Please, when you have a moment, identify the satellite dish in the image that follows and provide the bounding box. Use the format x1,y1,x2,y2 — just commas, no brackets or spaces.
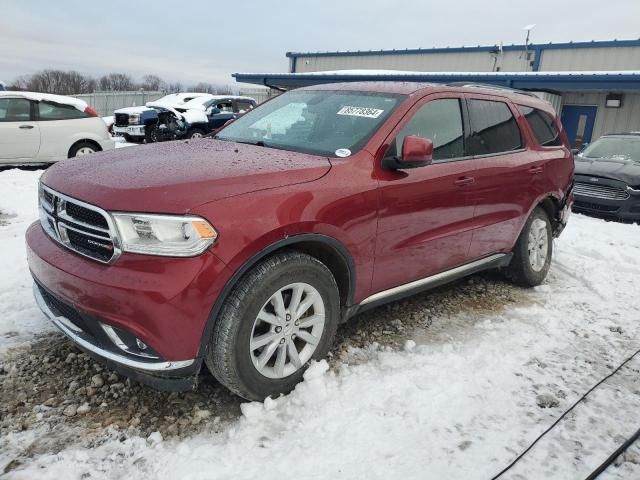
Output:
523,24,537,31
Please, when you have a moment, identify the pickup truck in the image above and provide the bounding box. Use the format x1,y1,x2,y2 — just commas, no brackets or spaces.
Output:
112,93,256,143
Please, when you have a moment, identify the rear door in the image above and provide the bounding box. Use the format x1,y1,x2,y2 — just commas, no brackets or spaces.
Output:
0,97,40,162
372,94,476,293
36,100,94,161
464,95,545,259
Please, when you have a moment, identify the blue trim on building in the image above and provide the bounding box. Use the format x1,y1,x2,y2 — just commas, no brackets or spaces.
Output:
233,72,640,91
285,39,640,59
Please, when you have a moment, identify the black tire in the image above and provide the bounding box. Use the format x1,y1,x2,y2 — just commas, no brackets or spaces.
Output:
206,251,340,401
505,207,553,287
187,128,205,139
68,141,99,158
145,126,158,143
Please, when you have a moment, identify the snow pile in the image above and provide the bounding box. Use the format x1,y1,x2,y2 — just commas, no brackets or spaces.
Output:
0,169,52,355
1,169,640,479
0,91,88,112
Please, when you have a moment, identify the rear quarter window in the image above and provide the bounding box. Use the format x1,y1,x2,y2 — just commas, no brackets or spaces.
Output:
38,101,89,121
518,105,562,147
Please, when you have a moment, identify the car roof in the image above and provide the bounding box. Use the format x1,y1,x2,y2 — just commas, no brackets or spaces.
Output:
296,81,554,113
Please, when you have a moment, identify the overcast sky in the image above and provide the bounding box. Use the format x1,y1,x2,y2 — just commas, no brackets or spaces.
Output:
2,0,639,87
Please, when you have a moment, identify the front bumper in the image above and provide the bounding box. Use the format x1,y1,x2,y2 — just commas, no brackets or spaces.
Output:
573,177,640,221
26,221,232,388
113,125,145,137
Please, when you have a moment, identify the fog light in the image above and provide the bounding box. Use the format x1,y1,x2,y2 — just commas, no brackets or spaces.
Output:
136,338,148,350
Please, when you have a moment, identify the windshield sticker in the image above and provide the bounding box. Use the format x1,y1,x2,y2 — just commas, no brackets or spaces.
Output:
337,106,384,119
335,148,352,158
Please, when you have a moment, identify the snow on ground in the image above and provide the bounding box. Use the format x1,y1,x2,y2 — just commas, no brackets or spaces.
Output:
1,169,640,479
0,169,52,356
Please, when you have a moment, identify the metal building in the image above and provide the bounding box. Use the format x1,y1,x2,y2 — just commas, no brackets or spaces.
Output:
234,39,640,148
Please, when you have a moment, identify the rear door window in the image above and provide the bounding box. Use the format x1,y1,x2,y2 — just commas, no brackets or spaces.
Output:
518,105,562,147
467,99,522,155
38,101,89,121
0,98,33,122
387,98,465,161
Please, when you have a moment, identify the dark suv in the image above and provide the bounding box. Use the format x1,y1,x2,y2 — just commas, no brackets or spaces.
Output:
27,82,574,400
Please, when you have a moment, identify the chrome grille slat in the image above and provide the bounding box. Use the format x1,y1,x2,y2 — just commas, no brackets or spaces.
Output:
38,184,121,264
574,182,630,200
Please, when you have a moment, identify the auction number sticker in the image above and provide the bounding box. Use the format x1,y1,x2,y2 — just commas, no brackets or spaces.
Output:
337,106,384,119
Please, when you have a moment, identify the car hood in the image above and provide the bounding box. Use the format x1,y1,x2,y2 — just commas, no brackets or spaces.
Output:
574,155,640,186
42,139,331,213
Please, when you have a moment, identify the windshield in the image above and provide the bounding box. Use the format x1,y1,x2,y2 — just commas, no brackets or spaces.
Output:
580,136,640,162
216,90,404,157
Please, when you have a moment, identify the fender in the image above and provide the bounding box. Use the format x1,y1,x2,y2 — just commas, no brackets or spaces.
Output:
194,233,357,362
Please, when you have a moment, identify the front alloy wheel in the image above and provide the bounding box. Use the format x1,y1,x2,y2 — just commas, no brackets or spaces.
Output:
206,251,339,401
250,282,325,379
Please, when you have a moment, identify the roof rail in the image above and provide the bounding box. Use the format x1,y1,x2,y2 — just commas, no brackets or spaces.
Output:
446,82,538,98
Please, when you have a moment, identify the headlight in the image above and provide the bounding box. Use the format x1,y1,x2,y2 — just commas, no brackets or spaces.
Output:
128,114,141,125
112,213,217,257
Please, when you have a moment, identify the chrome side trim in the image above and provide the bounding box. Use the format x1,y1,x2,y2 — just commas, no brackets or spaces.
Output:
359,254,508,306
33,284,194,372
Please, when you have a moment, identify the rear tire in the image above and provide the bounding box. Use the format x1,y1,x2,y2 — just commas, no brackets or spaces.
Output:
206,251,340,401
69,141,98,158
187,128,205,139
505,207,552,287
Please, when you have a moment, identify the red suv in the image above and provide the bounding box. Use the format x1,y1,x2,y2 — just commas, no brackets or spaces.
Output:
27,82,573,400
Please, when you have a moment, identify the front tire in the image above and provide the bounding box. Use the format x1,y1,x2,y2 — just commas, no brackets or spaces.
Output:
505,207,552,287
206,251,340,401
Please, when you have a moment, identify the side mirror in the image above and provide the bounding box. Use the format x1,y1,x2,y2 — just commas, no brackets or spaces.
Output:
208,107,220,115
383,135,433,170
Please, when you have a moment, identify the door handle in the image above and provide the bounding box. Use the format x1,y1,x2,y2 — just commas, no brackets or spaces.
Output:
529,165,543,174
454,176,475,186
19,125,34,129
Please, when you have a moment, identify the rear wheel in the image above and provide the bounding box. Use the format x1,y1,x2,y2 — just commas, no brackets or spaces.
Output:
206,251,340,401
187,128,205,139
69,142,98,158
505,207,552,286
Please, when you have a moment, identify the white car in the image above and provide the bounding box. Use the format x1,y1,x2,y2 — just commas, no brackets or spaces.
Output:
0,91,115,166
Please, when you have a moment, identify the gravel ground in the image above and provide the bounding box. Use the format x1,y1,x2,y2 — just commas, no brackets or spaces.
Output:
0,271,520,472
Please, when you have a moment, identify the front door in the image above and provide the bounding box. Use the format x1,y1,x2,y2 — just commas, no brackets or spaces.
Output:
561,105,597,149
0,97,40,162
372,95,476,293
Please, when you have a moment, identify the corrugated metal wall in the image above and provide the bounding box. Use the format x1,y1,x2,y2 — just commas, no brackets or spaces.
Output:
292,45,640,74
71,91,164,117
540,47,640,71
562,92,640,139
294,50,531,73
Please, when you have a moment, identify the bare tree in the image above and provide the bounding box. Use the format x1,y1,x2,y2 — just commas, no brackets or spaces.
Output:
166,82,183,93
9,70,95,94
141,74,165,91
98,73,134,91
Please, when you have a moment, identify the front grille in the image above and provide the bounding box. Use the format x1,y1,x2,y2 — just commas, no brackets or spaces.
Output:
574,201,620,213
65,202,109,229
574,182,630,200
38,184,120,264
114,113,129,126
